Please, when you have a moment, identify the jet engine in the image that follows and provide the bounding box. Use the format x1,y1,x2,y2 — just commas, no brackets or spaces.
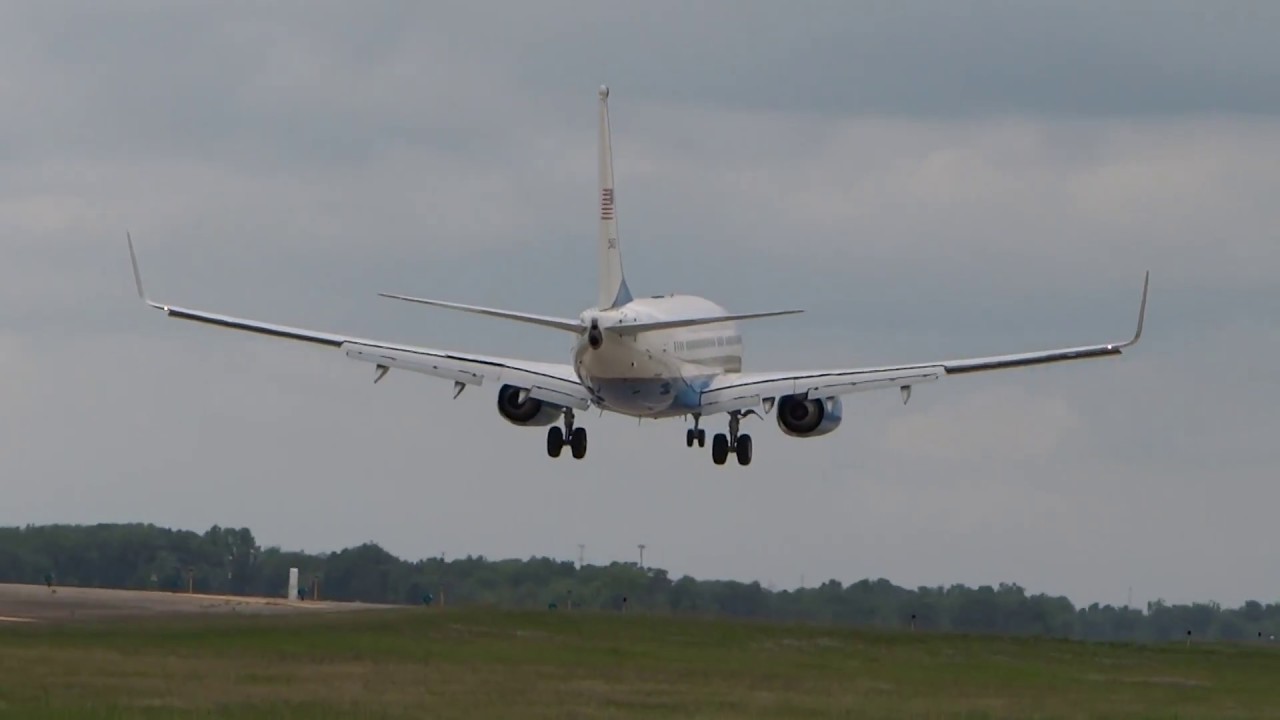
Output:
496,384,562,426
775,394,843,437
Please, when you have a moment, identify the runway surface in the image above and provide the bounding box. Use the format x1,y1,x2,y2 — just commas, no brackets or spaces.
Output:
0,583,397,623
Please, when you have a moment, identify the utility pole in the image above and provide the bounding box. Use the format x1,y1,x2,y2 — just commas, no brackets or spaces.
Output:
577,544,585,569
637,544,646,569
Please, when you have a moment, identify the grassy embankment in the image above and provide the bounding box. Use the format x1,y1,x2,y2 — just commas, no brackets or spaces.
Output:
1,607,1277,718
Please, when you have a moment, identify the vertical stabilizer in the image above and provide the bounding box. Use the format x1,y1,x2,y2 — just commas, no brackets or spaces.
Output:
597,85,632,309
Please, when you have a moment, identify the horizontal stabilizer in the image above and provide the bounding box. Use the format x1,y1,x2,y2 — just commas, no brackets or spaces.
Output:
377,293,583,333
609,309,803,336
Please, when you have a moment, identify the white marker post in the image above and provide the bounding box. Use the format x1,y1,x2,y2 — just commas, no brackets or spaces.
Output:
288,567,299,601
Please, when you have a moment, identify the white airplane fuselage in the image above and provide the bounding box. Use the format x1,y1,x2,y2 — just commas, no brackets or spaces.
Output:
574,295,741,418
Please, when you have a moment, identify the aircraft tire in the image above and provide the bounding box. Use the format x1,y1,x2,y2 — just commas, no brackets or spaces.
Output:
736,434,753,466
570,427,588,459
547,426,564,458
711,433,729,465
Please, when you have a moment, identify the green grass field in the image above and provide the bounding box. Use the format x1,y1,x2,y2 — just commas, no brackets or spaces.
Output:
1,607,1277,719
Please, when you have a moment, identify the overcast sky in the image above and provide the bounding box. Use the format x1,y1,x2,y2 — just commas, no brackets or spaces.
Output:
2,1,1277,608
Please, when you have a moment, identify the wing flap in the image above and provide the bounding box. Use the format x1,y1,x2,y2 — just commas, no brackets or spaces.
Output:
344,344,486,386
526,385,592,411
701,367,943,412
699,393,765,417
344,343,591,409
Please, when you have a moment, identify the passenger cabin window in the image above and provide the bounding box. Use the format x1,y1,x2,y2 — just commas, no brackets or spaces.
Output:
676,335,744,352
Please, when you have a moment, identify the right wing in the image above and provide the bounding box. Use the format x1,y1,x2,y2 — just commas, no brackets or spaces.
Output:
127,236,593,410
698,272,1149,416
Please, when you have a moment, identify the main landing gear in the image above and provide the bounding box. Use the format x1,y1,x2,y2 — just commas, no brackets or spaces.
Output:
685,415,707,448
547,409,587,460
698,411,754,467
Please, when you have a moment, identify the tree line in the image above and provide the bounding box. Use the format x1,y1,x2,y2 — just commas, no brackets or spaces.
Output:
1,522,1276,643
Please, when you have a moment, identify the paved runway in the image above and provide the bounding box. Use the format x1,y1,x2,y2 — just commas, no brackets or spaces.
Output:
0,583,397,623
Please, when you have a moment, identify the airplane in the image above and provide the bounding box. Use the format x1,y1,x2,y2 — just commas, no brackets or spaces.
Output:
127,85,1149,467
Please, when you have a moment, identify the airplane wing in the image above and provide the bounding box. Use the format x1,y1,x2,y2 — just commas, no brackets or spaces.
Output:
698,272,1149,415
127,236,593,411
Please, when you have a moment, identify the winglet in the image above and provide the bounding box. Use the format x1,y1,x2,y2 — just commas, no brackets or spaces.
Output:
127,233,163,310
1120,270,1149,349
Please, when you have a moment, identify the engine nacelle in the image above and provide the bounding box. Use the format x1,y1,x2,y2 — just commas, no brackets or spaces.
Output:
775,394,843,438
496,384,562,427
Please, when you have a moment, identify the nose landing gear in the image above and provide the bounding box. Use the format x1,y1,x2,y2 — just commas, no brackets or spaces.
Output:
685,415,707,448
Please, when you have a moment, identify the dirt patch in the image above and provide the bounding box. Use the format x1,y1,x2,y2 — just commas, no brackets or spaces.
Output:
0,583,395,623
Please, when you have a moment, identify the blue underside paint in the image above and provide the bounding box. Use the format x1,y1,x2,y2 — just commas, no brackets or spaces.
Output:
591,373,716,416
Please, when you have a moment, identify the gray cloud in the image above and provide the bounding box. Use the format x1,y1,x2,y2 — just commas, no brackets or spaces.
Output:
1,2,1277,608
498,1,1280,117
8,1,1280,171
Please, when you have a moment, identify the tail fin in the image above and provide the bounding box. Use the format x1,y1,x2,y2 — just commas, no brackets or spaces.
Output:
597,85,632,310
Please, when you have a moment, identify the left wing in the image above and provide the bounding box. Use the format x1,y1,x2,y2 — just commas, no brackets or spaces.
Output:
699,272,1149,415
127,236,593,410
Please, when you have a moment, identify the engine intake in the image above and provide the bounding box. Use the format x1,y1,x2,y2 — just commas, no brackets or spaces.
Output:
776,394,843,438
496,384,561,427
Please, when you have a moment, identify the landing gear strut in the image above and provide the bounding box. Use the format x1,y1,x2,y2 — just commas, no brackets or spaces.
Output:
547,409,587,460
711,411,753,467
685,414,706,448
